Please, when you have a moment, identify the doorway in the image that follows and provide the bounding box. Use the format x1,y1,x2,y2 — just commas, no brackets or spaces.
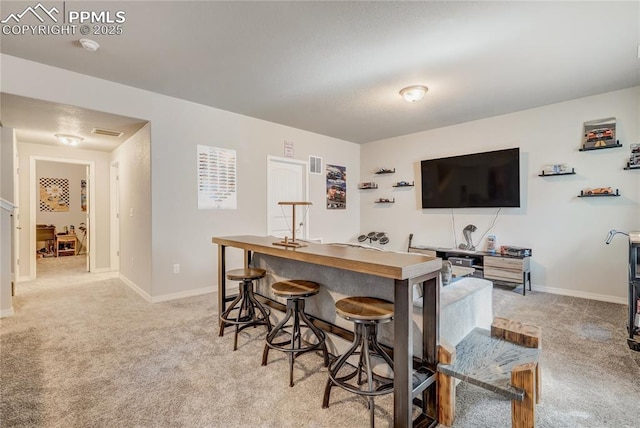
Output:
29,156,95,279
266,156,309,240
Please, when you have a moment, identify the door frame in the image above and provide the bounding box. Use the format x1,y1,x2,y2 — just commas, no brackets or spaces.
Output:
266,156,309,239
110,161,120,272
29,156,96,279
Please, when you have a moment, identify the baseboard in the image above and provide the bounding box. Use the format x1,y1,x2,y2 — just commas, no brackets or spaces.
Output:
0,307,14,318
91,267,112,274
533,284,627,305
119,274,152,303
151,286,215,303
18,275,32,282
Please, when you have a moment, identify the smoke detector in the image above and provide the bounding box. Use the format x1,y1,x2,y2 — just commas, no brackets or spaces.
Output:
79,39,99,52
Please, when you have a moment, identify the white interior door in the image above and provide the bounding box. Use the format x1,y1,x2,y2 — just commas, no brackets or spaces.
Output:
84,165,90,272
267,156,309,240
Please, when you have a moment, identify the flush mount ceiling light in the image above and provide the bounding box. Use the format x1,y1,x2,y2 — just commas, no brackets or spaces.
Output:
399,85,428,103
55,134,84,146
79,38,99,52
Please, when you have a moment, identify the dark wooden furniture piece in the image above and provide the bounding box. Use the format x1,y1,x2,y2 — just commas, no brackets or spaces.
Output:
323,296,395,428
438,318,541,428
36,225,56,256
262,279,329,386
212,235,442,427
408,235,532,295
218,267,271,350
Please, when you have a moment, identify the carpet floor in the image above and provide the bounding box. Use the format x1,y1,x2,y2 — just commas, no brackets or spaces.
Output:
1,256,639,427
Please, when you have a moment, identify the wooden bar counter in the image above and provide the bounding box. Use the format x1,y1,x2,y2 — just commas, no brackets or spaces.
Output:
212,235,442,427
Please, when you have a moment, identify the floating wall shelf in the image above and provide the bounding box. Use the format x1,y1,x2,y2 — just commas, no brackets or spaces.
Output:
578,189,620,197
393,181,415,187
538,168,576,177
358,183,378,189
375,198,395,203
579,142,622,152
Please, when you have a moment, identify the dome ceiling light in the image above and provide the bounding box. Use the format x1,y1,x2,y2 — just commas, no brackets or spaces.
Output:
399,85,428,103
55,134,84,146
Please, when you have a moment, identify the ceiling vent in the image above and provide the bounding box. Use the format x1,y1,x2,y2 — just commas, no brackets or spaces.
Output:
92,128,124,137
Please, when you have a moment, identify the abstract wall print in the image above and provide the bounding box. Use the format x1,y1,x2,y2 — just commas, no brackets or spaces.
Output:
582,117,617,150
197,145,237,209
80,179,87,212
326,164,346,209
39,178,69,212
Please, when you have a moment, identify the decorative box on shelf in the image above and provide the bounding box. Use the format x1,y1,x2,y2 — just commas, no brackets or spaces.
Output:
358,182,378,189
392,181,414,187
374,168,395,174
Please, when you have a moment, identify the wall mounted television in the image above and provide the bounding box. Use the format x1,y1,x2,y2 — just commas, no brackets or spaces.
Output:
420,148,520,208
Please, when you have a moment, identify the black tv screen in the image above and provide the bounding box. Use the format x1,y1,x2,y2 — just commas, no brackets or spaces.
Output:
421,148,520,208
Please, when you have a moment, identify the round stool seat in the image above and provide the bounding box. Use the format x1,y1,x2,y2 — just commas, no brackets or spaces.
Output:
335,296,394,322
272,279,320,298
226,267,266,281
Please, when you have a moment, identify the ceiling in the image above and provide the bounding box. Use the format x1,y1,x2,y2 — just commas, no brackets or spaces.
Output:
1,1,639,146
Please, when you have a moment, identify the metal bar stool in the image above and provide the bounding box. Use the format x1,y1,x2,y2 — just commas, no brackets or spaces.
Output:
218,267,271,350
322,296,394,428
262,280,329,387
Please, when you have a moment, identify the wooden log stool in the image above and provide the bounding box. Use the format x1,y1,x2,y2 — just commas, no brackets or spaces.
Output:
218,268,272,350
261,279,329,387
437,317,542,428
322,296,394,428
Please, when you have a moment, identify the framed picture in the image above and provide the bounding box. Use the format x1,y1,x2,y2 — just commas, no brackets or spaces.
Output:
582,117,617,150
326,164,346,209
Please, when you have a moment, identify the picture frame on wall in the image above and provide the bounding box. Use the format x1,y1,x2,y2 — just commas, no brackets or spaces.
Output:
582,117,617,150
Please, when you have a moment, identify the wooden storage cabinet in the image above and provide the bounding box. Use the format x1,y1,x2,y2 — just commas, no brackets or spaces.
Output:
56,235,77,257
484,256,530,284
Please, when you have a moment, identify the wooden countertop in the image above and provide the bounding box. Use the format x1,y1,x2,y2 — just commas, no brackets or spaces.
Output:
212,235,441,280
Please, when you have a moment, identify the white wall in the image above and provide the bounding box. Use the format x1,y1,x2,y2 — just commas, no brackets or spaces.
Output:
0,126,15,316
111,123,152,296
35,161,87,238
16,142,112,279
361,87,640,303
1,55,361,299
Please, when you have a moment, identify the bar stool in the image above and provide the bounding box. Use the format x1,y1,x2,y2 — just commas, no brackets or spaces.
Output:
218,267,272,350
322,296,394,428
262,279,329,387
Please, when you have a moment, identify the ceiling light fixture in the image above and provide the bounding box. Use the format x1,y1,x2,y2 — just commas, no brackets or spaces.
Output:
79,38,100,52
399,85,428,103
55,134,84,146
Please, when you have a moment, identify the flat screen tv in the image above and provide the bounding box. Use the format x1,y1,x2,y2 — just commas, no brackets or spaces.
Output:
421,148,520,208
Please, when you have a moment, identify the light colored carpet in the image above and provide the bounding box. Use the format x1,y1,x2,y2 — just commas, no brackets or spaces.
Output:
1,256,639,427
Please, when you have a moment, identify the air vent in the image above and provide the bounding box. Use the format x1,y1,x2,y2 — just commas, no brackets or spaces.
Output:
309,156,322,174
92,128,124,137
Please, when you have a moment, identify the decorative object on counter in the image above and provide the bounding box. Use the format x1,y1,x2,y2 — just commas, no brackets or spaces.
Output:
499,246,532,257
357,231,389,245
323,296,395,427
578,187,620,197
487,234,496,253
580,117,620,151
374,168,395,174
624,143,640,170
69,225,74,234
218,268,271,351
374,197,395,203
538,164,575,176
273,201,312,248
326,164,346,210
458,224,477,251
262,279,329,387
358,182,378,189
393,180,414,187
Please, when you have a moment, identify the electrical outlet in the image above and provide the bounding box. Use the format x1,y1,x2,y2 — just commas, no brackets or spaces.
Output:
173,264,180,274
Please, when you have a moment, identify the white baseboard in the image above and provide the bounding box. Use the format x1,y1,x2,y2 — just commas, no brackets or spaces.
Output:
533,284,627,305
119,274,152,303
0,307,14,318
151,287,214,303
18,275,32,282
91,267,112,273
